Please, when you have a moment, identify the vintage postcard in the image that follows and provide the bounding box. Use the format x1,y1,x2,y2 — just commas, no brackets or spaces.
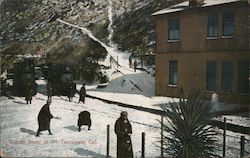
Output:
0,0,249,157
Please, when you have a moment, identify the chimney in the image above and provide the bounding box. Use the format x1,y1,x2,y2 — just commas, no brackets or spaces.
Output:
189,0,204,6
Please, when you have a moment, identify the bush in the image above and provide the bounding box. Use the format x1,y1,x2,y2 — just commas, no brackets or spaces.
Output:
160,89,219,158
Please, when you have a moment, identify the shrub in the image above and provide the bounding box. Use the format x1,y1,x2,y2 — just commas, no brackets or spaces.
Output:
160,89,219,158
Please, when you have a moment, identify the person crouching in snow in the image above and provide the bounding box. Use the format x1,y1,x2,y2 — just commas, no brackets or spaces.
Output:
36,99,59,137
78,111,91,131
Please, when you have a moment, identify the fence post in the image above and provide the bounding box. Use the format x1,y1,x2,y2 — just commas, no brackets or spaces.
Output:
106,125,110,158
240,136,245,157
223,117,227,157
117,56,119,68
161,115,163,158
142,132,145,158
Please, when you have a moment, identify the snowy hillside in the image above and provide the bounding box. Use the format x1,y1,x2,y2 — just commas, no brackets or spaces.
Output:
96,68,155,96
0,0,157,58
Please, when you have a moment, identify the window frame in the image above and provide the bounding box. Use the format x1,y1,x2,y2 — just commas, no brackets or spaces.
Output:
221,61,233,93
237,61,249,95
207,14,218,38
206,61,217,91
222,11,234,37
168,18,180,42
168,60,177,86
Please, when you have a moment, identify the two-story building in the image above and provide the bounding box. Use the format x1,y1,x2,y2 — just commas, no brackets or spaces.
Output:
152,0,249,105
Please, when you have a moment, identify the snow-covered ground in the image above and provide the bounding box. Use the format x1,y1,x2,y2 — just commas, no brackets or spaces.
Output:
0,66,167,157
1,63,249,158
0,86,162,157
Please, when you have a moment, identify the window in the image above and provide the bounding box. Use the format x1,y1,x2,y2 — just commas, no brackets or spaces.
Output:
207,14,218,38
169,61,177,85
221,62,232,92
237,61,249,94
168,19,180,40
222,12,234,36
206,61,217,91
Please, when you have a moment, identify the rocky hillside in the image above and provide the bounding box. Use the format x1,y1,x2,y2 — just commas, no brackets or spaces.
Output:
1,0,111,57
0,0,182,76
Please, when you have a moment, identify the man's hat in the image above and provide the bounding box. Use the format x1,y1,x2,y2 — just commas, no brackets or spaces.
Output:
121,111,128,116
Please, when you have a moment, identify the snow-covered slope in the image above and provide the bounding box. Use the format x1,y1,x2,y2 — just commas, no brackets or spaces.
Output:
98,69,155,96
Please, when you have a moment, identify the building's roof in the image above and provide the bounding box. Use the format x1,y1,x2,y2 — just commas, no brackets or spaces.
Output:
152,0,247,16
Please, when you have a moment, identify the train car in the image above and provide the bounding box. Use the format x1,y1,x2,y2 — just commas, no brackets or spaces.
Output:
46,64,76,96
12,58,38,96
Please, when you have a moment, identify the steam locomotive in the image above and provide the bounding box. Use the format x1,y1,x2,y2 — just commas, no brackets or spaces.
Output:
12,58,38,96
45,64,76,96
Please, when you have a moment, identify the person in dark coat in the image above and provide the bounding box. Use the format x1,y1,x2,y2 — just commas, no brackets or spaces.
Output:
115,111,133,158
79,83,86,104
78,111,91,131
129,57,132,68
68,84,74,102
25,83,33,104
47,82,52,100
36,100,54,137
134,60,137,72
